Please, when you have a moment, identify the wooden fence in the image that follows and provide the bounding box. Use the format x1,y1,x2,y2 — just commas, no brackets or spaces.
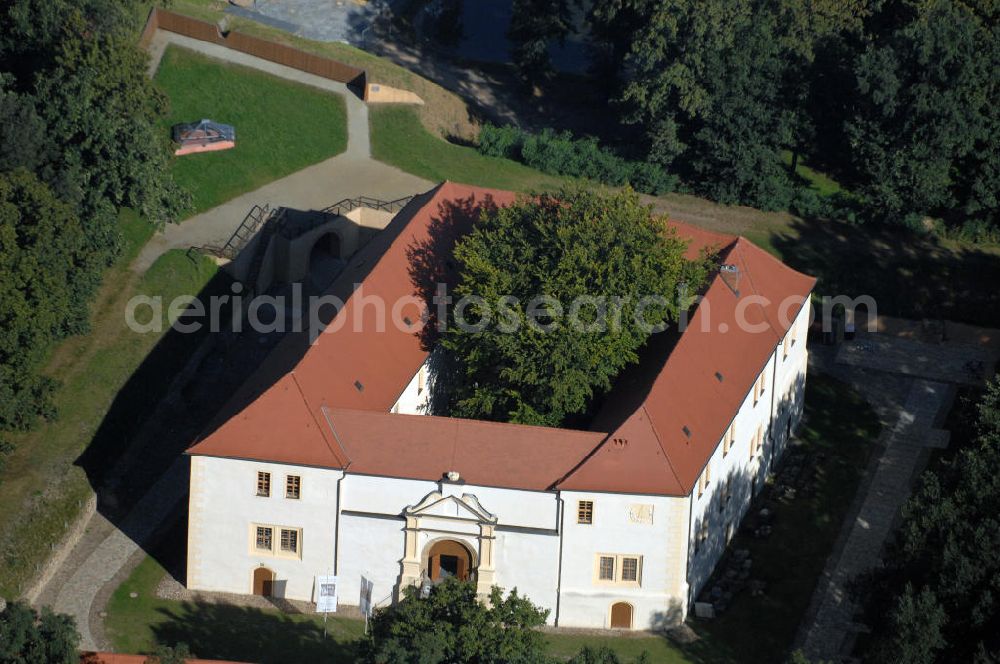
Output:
139,7,366,89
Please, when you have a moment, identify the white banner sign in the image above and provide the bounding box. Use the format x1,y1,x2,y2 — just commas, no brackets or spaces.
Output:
316,575,339,613
359,576,374,616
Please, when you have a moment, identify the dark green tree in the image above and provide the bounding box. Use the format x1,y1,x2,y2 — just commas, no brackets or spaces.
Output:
847,0,999,227
867,584,947,664
0,601,79,664
145,643,194,664
364,578,550,664
507,0,570,85
440,187,707,427
604,0,799,209
568,646,650,664
0,77,50,172
34,21,187,233
0,1,186,437
861,377,1000,661
0,170,87,430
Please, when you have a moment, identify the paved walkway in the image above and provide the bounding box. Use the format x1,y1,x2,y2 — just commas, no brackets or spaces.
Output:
793,326,1000,661
136,31,432,272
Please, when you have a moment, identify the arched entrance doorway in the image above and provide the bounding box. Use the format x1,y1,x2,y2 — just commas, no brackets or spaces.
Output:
310,231,342,261
307,231,344,290
253,567,275,596
610,602,633,629
426,539,474,582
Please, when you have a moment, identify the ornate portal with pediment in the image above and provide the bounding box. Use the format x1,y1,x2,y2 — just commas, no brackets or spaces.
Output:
397,490,498,599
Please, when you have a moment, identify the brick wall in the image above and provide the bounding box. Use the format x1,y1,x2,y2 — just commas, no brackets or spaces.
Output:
140,7,366,88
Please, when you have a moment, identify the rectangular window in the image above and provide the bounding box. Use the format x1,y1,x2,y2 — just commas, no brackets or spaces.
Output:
256,471,271,497
417,365,427,395
280,528,299,554
598,556,615,581
754,372,767,404
255,526,273,552
286,475,301,499
621,557,639,582
750,424,764,459
695,519,709,554
722,424,734,456
698,463,711,498
596,554,642,585
577,500,594,525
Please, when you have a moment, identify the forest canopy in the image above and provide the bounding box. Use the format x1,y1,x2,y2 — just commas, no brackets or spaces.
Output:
506,0,999,235
0,0,184,437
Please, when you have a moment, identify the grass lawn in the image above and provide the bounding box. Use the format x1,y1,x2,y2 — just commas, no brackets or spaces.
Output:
155,45,347,215
0,220,222,598
106,553,365,663
370,106,570,192
107,550,682,664
781,151,844,197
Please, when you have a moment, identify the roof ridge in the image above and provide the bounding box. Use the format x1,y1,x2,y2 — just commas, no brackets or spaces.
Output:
640,403,687,492
551,433,613,490
290,372,350,468
325,406,607,438
736,234,817,284
733,240,781,340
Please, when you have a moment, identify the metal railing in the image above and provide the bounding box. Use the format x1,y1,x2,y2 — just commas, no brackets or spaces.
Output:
199,203,271,260
320,194,415,217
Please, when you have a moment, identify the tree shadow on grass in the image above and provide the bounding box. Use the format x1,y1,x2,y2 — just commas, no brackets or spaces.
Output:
152,601,362,664
70,252,275,581
772,214,1000,328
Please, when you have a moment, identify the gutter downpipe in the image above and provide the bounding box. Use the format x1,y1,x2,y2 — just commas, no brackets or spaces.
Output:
767,346,780,479
554,494,566,626
334,472,344,575
685,491,695,610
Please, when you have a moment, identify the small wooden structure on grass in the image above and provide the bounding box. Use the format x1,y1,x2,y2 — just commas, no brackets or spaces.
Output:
172,119,236,156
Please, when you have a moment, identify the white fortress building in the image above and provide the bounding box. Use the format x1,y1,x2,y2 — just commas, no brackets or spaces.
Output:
186,182,815,630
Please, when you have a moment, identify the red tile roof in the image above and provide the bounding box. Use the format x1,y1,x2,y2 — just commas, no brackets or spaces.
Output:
326,408,605,490
189,183,814,496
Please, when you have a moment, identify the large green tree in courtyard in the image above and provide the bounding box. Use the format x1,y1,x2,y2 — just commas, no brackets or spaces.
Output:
439,187,707,427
